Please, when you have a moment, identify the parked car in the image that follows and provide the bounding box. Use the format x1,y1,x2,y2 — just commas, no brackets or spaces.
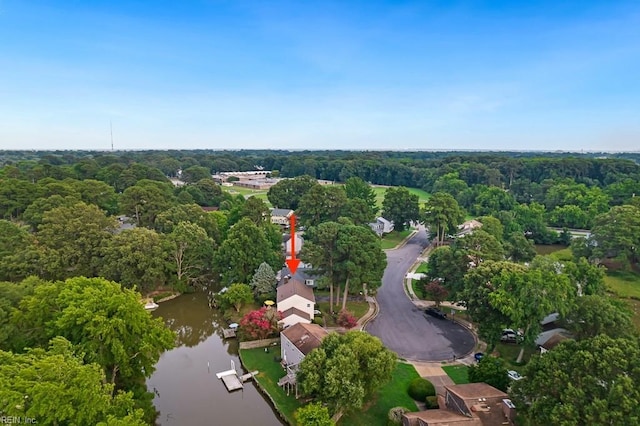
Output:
507,370,523,381
425,307,447,319
501,328,523,343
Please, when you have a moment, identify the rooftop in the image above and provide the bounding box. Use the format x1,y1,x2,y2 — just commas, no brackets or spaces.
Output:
281,323,328,355
277,279,315,304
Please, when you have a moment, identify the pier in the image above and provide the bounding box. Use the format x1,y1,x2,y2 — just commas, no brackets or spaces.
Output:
216,360,258,391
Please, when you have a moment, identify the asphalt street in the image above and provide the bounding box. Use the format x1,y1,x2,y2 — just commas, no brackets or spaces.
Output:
366,227,476,361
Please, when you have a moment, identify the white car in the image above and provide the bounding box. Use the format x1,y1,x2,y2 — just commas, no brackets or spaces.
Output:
507,370,523,381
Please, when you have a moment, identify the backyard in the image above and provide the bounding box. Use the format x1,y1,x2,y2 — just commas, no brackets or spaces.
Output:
240,348,420,426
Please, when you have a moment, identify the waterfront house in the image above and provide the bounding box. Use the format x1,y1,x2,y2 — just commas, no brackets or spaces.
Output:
277,278,315,329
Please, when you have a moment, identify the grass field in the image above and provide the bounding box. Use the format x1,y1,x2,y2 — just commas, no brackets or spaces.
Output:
604,270,640,299
315,300,370,327
221,185,271,203
371,186,430,211
442,365,469,384
339,362,419,426
534,244,567,255
381,229,413,249
240,345,302,425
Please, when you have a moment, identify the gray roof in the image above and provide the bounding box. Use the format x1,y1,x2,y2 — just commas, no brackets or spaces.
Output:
271,208,293,217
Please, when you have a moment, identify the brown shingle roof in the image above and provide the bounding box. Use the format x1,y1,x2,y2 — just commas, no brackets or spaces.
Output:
404,410,479,425
541,333,570,350
281,323,328,355
280,307,311,321
446,383,508,401
277,279,315,304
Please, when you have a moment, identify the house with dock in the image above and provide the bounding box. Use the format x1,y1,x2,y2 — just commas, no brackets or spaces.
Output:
278,322,328,396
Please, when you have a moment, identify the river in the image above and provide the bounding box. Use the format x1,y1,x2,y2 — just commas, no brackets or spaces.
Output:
146,291,285,426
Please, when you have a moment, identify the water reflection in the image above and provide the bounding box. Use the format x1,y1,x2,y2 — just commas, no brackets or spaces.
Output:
147,292,284,426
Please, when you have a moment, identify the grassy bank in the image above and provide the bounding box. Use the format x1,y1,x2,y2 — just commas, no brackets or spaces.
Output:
381,229,413,249
339,362,419,426
240,345,302,425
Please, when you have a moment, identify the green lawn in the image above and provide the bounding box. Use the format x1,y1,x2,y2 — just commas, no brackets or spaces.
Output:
339,362,419,426
240,345,302,425
534,244,568,255
411,280,424,299
494,343,536,369
604,270,640,299
381,229,413,249
415,262,429,274
315,300,370,326
371,186,430,213
442,365,469,384
222,185,271,203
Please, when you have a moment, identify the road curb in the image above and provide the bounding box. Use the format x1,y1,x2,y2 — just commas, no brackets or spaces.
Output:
358,296,379,331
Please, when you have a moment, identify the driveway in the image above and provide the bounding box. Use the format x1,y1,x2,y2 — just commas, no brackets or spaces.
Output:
366,227,475,361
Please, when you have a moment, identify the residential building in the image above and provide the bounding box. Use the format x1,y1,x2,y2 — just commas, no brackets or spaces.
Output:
276,278,315,328
457,219,483,237
403,383,515,426
369,217,394,236
280,322,328,368
271,208,294,226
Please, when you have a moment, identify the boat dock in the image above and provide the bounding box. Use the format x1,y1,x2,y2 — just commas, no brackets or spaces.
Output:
222,328,236,338
216,360,258,392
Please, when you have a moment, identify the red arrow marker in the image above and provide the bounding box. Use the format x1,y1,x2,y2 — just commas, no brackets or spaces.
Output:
285,214,301,275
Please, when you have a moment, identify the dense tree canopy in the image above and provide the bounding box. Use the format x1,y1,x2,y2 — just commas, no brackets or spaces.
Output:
511,335,640,425
382,187,420,231
0,337,146,425
297,331,396,419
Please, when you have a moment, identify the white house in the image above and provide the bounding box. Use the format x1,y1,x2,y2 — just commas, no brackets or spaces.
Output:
284,234,304,256
369,217,394,236
270,208,294,226
280,322,328,368
457,219,483,237
277,279,316,328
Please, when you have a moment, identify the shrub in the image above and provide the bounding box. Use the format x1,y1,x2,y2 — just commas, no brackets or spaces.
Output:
408,377,435,401
425,396,439,409
313,317,324,325
387,406,409,425
337,309,358,329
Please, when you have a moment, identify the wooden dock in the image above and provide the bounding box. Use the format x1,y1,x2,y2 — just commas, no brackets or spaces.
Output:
215,360,258,392
222,328,236,339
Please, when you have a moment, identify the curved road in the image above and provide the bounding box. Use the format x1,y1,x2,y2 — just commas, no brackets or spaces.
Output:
366,227,475,361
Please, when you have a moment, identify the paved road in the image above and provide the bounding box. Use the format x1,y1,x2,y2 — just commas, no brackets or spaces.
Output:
366,227,476,361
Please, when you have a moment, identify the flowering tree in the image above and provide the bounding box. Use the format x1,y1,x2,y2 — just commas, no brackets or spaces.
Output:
336,310,358,329
239,307,282,340
424,280,449,307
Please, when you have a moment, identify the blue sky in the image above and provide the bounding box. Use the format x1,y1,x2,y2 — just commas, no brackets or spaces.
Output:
1,1,639,151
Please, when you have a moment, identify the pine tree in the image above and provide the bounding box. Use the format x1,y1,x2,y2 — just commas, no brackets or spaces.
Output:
250,262,277,297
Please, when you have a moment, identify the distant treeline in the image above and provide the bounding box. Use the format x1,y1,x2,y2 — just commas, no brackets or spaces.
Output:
1,149,639,192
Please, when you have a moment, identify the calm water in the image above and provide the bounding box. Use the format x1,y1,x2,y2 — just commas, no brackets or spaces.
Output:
146,292,285,426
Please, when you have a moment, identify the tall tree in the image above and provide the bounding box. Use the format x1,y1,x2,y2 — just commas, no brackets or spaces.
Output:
220,283,254,312
382,187,420,232
37,202,116,279
301,221,342,313
297,185,349,227
454,229,505,265
119,179,175,227
590,205,640,268
295,403,335,426
511,335,640,425
297,331,396,420
214,218,283,284
0,221,41,282
267,175,317,210
335,223,386,309
0,337,146,425
565,295,634,340
165,221,215,286
344,177,377,216
13,276,174,417
489,258,575,362
249,262,277,298
422,192,464,245
241,196,271,225
101,227,167,293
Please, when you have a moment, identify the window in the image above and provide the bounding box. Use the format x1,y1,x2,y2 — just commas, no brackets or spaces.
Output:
305,279,314,286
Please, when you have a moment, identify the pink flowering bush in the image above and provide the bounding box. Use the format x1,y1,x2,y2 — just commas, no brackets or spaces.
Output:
239,307,282,340
337,309,358,329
